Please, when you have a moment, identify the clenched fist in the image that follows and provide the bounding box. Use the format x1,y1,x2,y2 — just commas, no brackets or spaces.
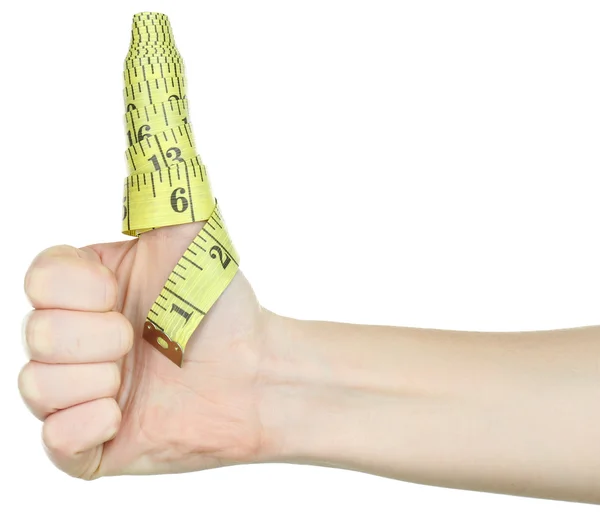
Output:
19,221,272,479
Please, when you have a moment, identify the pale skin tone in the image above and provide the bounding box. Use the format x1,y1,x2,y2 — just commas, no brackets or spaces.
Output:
19,219,600,504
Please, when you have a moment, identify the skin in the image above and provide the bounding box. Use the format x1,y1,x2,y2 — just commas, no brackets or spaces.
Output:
20,221,267,478
19,220,600,504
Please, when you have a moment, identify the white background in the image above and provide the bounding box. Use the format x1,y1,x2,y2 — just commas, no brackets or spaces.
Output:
2,0,600,513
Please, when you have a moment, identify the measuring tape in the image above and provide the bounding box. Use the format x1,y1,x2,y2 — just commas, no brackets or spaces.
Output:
123,11,240,367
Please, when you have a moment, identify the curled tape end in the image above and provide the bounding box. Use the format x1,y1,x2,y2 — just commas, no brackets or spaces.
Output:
143,320,183,367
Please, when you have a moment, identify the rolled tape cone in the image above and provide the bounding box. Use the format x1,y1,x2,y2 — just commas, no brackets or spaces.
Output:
122,12,240,367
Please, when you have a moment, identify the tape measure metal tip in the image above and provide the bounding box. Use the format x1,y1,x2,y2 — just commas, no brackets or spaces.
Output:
143,320,184,367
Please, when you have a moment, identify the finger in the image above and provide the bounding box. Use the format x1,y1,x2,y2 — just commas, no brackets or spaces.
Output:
42,397,121,479
18,361,120,420
23,309,133,364
24,244,117,311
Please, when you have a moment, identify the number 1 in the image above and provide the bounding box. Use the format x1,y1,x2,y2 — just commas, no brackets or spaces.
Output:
170,303,192,324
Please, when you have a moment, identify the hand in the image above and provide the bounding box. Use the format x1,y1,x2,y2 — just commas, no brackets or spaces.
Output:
19,221,270,479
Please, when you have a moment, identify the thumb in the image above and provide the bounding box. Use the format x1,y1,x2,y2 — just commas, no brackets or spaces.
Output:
136,220,206,279
122,13,239,366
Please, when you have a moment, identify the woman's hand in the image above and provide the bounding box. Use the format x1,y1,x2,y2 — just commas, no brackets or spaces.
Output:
19,221,271,479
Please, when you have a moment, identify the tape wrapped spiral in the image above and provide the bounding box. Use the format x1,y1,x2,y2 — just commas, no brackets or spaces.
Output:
122,12,240,367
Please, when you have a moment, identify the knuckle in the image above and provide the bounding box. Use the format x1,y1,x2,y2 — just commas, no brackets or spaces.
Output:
23,244,117,311
21,311,33,359
24,311,53,360
24,246,72,305
42,417,71,456
17,362,39,405
23,263,44,305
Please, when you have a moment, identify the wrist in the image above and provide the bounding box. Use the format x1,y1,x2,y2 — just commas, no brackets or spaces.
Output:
255,310,402,468
255,310,309,463
255,311,336,464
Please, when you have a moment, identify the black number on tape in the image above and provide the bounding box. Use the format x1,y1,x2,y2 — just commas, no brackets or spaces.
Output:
166,146,184,163
148,155,160,172
123,196,127,220
170,303,192,323
170,187,189,213
209,245,231,269
127,126,151,146
137,124,152,142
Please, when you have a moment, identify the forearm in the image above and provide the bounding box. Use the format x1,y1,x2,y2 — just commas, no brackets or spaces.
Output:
258,312,600,504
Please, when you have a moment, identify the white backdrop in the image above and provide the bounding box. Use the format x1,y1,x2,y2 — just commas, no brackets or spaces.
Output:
2,0,600,513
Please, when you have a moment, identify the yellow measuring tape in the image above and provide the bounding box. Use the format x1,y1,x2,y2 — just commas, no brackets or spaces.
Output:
123,12,240,367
